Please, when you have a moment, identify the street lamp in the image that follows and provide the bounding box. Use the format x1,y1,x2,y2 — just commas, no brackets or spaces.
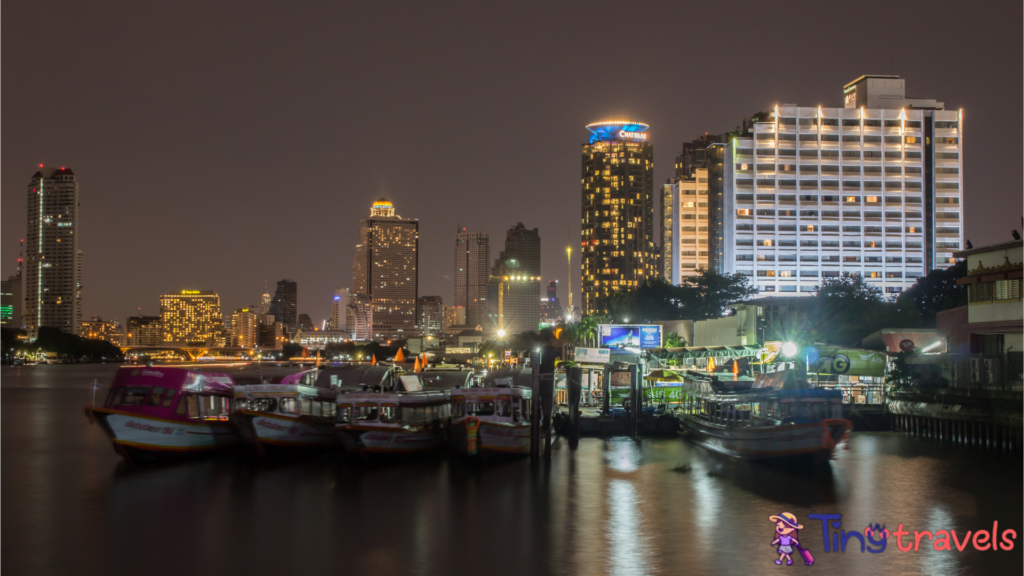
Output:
497,329,506,338
781,342,798,358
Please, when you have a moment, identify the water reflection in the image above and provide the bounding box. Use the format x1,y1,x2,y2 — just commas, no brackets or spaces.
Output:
2,365,1021,576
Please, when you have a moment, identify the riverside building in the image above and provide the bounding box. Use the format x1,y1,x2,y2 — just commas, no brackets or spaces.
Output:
666,75,963,296
581,121,655,314
352,199,419,341
487,223,541,335
25,167,82,335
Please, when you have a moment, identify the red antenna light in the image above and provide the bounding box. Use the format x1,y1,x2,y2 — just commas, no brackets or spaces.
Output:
61,167,65,170
39,164,43,168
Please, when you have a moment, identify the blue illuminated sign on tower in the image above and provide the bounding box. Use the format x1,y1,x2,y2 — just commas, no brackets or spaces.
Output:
585,120,650,144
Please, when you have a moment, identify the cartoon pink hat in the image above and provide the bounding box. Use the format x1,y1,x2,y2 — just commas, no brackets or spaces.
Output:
769,512,804,530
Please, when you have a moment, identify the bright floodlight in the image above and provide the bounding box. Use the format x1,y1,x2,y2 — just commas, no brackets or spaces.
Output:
781,342,798,358
497,329,506,338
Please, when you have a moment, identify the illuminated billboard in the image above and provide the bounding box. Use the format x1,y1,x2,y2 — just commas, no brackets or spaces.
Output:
598,324,662,350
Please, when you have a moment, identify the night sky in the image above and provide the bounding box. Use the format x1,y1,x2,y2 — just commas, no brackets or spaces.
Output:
3,1,1021,325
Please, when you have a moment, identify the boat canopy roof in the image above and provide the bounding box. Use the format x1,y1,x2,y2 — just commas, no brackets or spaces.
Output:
650,345,762,360
481,367,534,388
314,365,395,389
419,370,474,390
338,390,448,404
680,370,842,403
111,367,235,395
452,386,531,397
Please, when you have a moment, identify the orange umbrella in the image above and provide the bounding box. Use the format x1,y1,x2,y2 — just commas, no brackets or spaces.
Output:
413,357,421,372
371,354,377,366
394,348,406,363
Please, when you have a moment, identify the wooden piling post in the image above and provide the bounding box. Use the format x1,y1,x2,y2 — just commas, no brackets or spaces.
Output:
567,366,582,448
530,352,541,461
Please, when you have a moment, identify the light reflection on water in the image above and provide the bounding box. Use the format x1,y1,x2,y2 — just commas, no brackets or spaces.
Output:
2,365,1021,576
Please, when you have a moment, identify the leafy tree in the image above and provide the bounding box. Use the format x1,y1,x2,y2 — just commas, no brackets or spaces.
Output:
600,270,756,323
281,342,304,358
896,260,967,326
665,331,687,348
802,273,925,345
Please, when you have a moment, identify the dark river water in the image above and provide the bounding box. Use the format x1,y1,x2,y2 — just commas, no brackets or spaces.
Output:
3,364,1022,576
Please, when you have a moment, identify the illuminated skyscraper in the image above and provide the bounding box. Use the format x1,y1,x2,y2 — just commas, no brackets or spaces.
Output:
231,308,259,347
454,230,489,326
125,316,162,346
25,166,81,335
352,199,419,341
581,121,655,314
159,290,223,345
330,287,350,331
417,295,445,337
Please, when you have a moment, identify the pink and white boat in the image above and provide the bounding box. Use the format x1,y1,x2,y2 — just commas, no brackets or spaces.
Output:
231,369,338,456
85,366,239,462
450,386,532,456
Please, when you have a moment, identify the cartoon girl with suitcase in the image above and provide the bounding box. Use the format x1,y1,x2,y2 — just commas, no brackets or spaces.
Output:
770,512,813,566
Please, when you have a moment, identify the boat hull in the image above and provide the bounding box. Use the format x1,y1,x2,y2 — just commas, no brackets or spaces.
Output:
87,407,238,461
337,425,446,455
679,417,852,460
451,420,531,455
232,410,337,450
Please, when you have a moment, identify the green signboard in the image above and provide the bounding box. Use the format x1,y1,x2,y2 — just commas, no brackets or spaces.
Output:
644,385,688,404
809,346,887,377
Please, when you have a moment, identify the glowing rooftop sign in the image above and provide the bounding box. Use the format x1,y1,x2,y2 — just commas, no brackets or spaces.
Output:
586,120,650,144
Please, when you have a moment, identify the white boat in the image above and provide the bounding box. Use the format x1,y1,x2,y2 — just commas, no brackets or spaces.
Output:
231,369,338,455
450,385,532,456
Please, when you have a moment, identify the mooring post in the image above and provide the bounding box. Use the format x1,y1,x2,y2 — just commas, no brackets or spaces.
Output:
530,351,541,461
568,366,582,449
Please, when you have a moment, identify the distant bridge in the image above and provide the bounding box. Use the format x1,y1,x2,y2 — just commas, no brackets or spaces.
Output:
119,345,286,361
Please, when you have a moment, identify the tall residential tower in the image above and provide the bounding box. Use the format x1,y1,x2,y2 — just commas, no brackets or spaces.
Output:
454,230,489,327
25,167,81,335
581,121,654,314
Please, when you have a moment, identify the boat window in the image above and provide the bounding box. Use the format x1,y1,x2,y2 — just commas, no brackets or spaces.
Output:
161,390,176,407
279,398,298,414
300,397,313,416
323,401,336,419
520,398,531,423
380,404,399,424
451,397,465,418
147,387,165,406
354,403,379,421
466,399,494,417
120,387,150,407
202,396,229,419
337,403,352,424
512,397,528,423
175,394,187,415
496,395,512,417
104,388,119,408
401,406,420,424
187,395,201,419
248,398,278,413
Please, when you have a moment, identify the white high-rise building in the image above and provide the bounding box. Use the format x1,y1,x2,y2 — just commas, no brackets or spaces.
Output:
661,168,711,283
667,75,963,296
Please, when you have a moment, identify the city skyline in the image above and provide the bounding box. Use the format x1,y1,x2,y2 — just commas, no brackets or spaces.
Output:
2,2,1020,325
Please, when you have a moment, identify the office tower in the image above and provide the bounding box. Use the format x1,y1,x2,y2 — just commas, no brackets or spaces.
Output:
454,230,490,326
268,280,297,334
1,272,22,329
346,294,374,340
417,295,445,337
259,291,271,315
256,313,286,349
231,308,259,347
661,169,711,283
539,280,564,326
297,313,314,332
446,306,466,329
159,290,223,345
487,223,541,334
79,316,122,345
581,121,655,314
352,199,419,341
125,316,162,346
330,287,350,331
25,167,81,335
716,75,962,295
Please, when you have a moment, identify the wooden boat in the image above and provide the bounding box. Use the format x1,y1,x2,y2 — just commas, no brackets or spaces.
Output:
676,369,852,461
85,366,239,462
231,369,338,455
335,375,450,455
450,385,532,456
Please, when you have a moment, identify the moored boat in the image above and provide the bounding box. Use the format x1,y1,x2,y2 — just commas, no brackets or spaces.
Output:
677,370,852,461
335,375,450,455
231,369,338,456
450,385,532,456
85,366,238,462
